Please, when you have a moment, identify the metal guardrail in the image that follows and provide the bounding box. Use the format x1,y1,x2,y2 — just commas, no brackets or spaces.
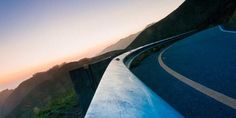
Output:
85,30,196,118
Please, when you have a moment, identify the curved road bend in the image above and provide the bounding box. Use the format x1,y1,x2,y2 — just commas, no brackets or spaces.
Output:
132,26,236,118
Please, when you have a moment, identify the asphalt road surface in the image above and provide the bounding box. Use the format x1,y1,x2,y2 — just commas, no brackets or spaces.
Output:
132,26,236,118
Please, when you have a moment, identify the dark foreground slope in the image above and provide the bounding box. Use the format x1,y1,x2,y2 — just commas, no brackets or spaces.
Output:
127,0,236,50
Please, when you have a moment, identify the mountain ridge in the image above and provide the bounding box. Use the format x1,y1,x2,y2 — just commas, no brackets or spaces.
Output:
99,32,140,55
127,0,236,50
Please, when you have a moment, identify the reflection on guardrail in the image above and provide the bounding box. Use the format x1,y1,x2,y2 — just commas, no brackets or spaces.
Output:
85,30,197,118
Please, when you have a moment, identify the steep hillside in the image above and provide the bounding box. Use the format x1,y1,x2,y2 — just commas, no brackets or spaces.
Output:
4,64,77,118
1,65,75,118
1,72,55,118
1,50,123,118
127,0,236,50
99,32,140,55
0,89,13,106
0,89,13,117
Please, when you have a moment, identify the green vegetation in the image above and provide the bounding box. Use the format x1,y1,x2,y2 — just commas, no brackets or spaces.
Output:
34,89,80,118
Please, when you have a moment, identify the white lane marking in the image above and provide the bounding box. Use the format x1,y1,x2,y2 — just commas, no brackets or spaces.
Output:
218,25,236,33
158,47,236,110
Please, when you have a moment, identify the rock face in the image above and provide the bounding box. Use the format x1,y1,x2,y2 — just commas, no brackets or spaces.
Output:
127,0,236,50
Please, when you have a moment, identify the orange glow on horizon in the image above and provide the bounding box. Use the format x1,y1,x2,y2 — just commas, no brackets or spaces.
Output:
0,41,114,90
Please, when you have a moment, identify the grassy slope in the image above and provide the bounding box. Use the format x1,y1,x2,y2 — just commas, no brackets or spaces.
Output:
34,89,81,118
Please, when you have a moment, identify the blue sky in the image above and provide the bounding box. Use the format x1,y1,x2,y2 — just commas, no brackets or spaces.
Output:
0,0,184,91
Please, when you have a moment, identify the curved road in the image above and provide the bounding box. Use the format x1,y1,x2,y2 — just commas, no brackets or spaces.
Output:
132,26,236,118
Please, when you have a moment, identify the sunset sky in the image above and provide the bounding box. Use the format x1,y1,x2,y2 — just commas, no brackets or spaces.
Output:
0,0,184,91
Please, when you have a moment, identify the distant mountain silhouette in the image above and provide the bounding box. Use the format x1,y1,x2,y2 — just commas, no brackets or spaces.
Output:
99,32,140,55
99,23,155,55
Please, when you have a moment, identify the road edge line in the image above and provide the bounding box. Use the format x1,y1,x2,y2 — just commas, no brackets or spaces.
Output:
158,47,236,110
